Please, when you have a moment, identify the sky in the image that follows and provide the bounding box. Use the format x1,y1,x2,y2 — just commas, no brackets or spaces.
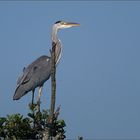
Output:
0,1,140,139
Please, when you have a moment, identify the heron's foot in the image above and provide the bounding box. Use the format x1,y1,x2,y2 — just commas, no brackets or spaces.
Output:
36,100,41,112
37,100,41,106
29,102,37,111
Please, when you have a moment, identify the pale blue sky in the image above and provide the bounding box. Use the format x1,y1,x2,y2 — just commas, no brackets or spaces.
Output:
0,1,140,139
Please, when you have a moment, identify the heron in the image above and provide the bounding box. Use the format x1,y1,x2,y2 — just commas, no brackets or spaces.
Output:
13,20,80,105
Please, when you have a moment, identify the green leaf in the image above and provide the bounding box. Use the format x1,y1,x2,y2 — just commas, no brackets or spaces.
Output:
0,117,6,126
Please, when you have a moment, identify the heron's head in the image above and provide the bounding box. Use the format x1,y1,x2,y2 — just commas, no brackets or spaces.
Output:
54,20,80,30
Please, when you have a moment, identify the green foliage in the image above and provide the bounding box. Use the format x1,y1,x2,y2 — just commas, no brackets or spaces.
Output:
0,114,33,139
0,103,66,139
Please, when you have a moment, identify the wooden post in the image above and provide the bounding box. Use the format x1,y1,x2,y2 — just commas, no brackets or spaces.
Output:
50,42,56,122
49,42,56,139
43,42,60,140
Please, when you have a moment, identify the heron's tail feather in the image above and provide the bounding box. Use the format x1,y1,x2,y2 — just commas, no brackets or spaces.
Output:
13,85,27,100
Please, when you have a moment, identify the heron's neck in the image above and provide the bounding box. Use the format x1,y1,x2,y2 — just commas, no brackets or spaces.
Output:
51,26,62,65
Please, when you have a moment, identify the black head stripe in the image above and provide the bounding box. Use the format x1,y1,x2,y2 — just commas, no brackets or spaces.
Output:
55,21,62,24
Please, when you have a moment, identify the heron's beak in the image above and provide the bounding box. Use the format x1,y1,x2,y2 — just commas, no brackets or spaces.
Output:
65,22,80,27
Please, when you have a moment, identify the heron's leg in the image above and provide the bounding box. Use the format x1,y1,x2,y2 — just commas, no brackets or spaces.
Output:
31,89,35,128
32,89,35,105
37,85,43,111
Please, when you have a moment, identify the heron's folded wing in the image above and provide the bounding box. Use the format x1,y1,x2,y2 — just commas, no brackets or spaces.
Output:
17,65,39,86
16,67,31,85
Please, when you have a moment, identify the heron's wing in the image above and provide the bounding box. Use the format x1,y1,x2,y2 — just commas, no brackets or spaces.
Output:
17,67,27,84
17,65,40,86
16,55,51,86
16,67,31,85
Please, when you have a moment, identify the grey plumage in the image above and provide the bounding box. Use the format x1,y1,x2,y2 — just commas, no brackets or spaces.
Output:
13,55,51,100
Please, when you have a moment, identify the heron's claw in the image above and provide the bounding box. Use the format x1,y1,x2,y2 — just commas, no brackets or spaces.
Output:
36,100,41,112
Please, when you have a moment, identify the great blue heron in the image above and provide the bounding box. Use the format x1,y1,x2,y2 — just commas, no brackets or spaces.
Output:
13,20,80,104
